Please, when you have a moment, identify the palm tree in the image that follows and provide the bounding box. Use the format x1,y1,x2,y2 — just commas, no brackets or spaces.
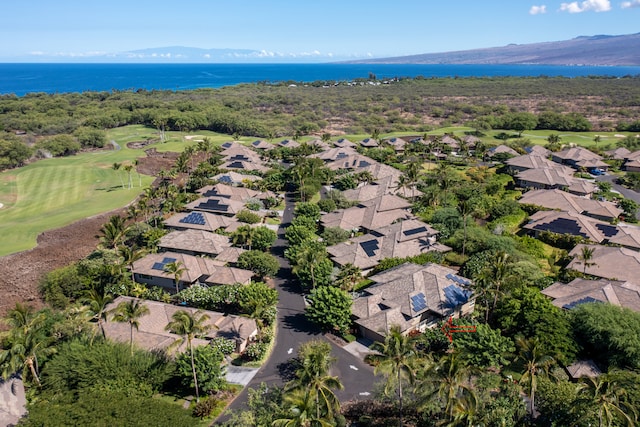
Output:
291,244,327,289
576,245,597,274
576,374,637,427
163,260,186,294
287,340,343,422
369,326,417,427
81,288,114,340
0,304,55,386
232,225,256,250
117,245,146,283
273,389,334,427
515,337,553,416
335,263,362,292
123,163,134,189
112,162,125,189
99,215,128,249
165,310,211,402
424,351,473,420
485,251,513,312
110,299,150,354
457,198,474,258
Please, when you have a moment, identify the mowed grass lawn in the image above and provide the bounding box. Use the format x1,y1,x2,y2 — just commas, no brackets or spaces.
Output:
0,128,163,256
0,125,249,256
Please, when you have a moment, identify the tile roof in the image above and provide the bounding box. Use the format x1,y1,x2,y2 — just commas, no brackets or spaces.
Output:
542,278,640,312
320,194,412,231
507,154,571,172
353,263,473,336
518,189,622,220
567,244,640,281
185,196,246,215
523,210,617,243
608,223,640,250
132,251,222,283
158,229,232,256
164,211,238,233
203,266,254,286
104,296,257,353
211,171,262,185
516,168,575,187
327,219,449,270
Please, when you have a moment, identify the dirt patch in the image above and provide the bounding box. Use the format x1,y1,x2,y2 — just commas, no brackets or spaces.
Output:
126,139,160,149
0,208,127,320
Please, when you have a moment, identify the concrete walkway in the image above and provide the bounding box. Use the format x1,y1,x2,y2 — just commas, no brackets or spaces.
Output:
225,365,260,386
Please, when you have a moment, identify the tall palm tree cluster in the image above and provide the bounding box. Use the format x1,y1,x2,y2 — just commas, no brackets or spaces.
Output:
273,340,344,427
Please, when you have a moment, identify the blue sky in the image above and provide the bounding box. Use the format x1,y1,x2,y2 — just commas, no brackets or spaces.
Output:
2,0,639,62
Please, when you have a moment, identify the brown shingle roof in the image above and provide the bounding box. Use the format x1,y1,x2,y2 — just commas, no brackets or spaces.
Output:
185,196,246,215
354,263,473,336
132,252,222,284
158,229,232,256
518,189,622,220
164,211,238,233
104,296,257,353
327,219,449,270
507,154,570,172
608,223,640,250
542,278,640,312
320,194,412,231
203,266,254,285
567,244,640,281
523,210,616,243
516,168,575,188
211,171,262,185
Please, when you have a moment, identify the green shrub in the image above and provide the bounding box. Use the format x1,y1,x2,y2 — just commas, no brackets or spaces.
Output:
211,337,236,355
236,209,262,224
193,395,219,419
243,342,269,361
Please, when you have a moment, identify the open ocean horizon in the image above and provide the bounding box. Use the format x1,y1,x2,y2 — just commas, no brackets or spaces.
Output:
1,63,640,96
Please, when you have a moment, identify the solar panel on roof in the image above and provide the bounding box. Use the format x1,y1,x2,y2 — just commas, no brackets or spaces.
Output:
180,212,206,225
222,142,232,148
596,223,619,238
410,293,427,312
360,239,379,257
403,226,428,237
563,296,601,310
444,285,472,308
228,161,244,168
534,218,588,239
359,161,371,167
152,257,177,271
219,175,232,183
336,152,347,159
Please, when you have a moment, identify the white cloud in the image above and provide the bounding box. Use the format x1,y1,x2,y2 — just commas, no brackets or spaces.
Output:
622,0,640,8
529,5,547,14
560,0,611,12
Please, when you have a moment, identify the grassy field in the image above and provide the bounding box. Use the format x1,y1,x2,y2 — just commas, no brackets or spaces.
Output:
0,127,163,256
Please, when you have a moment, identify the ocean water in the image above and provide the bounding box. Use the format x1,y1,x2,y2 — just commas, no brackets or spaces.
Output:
1,63,640,96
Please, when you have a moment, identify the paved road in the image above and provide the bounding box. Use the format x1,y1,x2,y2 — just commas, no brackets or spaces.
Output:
595,174,640,220
216,194,377,424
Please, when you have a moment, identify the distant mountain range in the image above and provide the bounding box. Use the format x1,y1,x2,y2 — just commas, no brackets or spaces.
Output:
344,33,640,66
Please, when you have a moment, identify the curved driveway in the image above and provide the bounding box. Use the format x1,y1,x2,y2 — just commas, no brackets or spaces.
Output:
217,194,377,423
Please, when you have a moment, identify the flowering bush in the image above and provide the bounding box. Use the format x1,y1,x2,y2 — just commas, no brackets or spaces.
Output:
210,337,235,356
